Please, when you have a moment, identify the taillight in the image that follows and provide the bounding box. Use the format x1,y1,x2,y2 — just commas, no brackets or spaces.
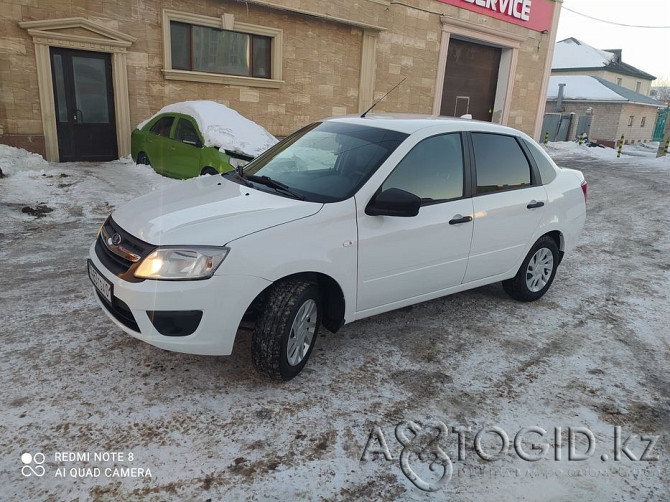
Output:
580,180,588,203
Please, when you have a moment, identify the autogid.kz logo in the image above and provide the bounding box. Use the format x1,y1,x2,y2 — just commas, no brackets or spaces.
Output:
21,452,45,477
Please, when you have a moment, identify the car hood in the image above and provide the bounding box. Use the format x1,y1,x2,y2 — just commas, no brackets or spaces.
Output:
112,175,322,246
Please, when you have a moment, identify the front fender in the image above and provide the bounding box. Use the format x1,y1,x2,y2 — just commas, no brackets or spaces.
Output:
220,198,358,323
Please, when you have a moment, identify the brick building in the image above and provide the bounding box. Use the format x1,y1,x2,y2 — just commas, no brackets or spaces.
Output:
552,38,656,97
1,0,561,162
545,75,662,146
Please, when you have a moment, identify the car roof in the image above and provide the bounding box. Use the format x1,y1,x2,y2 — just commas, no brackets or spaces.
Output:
326,114,529,138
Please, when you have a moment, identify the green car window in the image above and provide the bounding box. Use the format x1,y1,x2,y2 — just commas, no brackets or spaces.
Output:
175,119,201,146
150,116,174,138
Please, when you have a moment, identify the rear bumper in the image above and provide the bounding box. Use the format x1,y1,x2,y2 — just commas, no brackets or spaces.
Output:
89,242,271,355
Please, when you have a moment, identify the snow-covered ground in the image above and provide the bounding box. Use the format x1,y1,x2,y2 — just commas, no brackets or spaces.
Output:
0,142,668,501
546,140,670,165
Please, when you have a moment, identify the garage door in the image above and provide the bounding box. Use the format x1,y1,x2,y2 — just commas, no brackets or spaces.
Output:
440,38,501,122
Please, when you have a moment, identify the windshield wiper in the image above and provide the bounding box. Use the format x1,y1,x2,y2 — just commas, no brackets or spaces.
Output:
247,175,305,200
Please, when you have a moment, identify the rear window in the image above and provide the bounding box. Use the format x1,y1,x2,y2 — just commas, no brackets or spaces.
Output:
524,139,558,184
472,133,531,194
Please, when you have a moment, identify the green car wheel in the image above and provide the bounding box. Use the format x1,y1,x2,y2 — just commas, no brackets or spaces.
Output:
137,152,150,166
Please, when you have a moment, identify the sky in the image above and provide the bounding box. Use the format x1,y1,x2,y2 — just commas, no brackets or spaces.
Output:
555,0,670,83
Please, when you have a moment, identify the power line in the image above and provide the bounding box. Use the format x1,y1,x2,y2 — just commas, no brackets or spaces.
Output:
562,6,670,29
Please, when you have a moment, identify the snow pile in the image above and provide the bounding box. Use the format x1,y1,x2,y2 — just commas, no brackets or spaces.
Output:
547,75,623,101
0,144,48,176
137,100,278,158
552,38,614,69
0,146,176,226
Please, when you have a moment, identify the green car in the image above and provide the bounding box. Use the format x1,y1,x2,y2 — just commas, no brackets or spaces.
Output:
130,113,250,179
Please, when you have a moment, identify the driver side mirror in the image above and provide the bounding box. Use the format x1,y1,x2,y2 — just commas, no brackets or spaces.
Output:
365,188,421,217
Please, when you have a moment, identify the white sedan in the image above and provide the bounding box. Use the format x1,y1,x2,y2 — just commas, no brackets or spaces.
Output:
88,116,587,380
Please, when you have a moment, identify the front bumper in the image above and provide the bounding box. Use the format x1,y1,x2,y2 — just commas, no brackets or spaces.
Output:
89,242,271,355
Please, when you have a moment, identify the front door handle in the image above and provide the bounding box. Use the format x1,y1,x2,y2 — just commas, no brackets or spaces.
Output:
527,201,545,209
168,146,176,151
449,215,473,225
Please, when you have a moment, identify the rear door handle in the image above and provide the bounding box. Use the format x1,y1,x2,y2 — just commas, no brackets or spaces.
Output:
449,215,473,225
168,146,176,151
527,201,545,209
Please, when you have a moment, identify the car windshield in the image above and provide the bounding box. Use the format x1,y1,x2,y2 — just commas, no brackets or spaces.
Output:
232,122,408,203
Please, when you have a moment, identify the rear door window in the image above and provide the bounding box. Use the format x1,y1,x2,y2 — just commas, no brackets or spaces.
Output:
175,119,201,145
472,133,532,194
149,116,174,138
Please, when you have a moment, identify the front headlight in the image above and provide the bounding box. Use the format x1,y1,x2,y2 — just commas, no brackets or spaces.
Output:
134,247,229,280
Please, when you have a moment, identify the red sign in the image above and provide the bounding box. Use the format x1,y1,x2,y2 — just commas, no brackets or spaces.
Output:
436,0,555,32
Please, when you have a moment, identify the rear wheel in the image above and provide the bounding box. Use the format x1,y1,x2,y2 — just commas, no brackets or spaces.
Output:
251,279,321,380
201,167,218,175
502,236,559,302
136,152,150,166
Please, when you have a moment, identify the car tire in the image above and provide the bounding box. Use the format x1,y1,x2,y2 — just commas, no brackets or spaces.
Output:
502,236,559,302
201,167,218,176
137,152,150,166
251,278,321,381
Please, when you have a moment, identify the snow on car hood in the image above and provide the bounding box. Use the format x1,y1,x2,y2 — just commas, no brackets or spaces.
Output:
112,176,322,246
136,100,278,158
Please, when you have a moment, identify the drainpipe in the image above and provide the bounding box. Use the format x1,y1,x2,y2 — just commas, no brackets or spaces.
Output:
555,83,566,112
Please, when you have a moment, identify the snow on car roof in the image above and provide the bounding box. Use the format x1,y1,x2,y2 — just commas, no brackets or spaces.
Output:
137,100,278,158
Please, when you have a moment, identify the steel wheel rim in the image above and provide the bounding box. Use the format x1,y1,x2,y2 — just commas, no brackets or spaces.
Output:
286,299,318,366
525,248,554,293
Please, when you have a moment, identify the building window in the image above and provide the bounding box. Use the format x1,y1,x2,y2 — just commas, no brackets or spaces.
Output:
635,81,641,93
170,22,271,78
616,78,622,86
641,117,646,127
628,116,635,126
162,9,283,88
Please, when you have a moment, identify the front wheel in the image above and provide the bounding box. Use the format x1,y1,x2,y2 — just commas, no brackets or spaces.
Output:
251,279,321,380
136,152,150,166
502,236,559,302
201,167,218,175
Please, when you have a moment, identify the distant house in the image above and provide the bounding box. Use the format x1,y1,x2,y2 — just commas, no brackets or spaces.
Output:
545,75,662,147
552,38,656,97
545,38,664,146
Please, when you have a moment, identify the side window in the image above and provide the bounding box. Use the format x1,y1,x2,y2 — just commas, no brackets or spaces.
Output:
149,116,174,138
523,139,557,184
472,133,531,194
381,133,464,204
175,119,201,146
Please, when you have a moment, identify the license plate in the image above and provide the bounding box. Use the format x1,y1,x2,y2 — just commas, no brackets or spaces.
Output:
88,260,113,304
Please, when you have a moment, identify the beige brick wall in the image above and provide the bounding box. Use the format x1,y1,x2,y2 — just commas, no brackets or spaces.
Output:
373,0,551,138
618,103,658,143
0,1,40,136
2,0,555,155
